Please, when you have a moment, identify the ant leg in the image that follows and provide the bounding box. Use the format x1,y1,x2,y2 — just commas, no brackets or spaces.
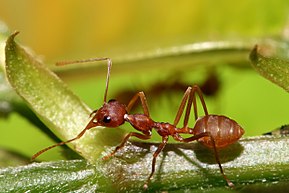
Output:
102,132,151,160
183,85,209,125
191,85,209,119
173,87,191,126
126,91,150,117
173,85,209,128
144,136,169,189
182,132,234,187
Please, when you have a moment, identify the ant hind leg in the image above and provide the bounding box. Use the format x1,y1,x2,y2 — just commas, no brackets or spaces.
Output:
182,132,234,188
173,85,209,129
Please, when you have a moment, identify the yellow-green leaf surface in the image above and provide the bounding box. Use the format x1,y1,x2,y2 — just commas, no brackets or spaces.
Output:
5,32,124,161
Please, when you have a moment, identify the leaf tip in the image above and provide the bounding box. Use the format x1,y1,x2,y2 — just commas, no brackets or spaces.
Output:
11,31,20,37
6,31,20,44
5,31,20,56
5,31,21,79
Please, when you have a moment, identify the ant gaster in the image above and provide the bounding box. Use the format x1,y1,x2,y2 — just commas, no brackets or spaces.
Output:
32,58,245,189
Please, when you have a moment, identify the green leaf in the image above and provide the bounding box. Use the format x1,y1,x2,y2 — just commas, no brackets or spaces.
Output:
5,32,124,161
249,44,289,92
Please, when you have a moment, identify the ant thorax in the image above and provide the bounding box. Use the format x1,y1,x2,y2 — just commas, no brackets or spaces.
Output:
124,114,154,136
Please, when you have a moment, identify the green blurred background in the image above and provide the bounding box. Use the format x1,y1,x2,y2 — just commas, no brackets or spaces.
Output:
0,0,289,161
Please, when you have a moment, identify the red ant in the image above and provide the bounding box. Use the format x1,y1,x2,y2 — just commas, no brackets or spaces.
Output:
32,58,245,189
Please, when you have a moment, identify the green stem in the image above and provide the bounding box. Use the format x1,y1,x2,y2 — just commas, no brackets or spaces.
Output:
0,136,288,192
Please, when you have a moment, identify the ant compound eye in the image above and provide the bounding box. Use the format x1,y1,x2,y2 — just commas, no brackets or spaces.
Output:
103,116,111,123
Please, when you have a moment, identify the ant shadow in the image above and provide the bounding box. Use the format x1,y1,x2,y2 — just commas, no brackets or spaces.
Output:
192,142,244,164
127,140,244,185
130,140,244,163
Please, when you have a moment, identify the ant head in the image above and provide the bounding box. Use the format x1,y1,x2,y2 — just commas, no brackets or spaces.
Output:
92,99,127,127
57,58,125,127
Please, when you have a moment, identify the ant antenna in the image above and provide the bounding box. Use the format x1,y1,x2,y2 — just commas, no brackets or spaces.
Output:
56,57,112,103
31,116,100,161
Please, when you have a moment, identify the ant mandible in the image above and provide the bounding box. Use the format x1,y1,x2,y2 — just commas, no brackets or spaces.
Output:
32,58,245,189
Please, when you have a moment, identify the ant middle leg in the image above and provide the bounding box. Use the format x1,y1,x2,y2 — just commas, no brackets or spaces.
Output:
173,85,209,129
143,136,169,189
126,91,150,116
102,132,151,160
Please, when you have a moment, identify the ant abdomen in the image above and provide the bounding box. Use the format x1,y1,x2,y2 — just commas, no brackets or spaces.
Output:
193,115,245,148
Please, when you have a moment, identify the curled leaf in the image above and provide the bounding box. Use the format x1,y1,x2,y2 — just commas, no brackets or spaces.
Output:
5,32,124,161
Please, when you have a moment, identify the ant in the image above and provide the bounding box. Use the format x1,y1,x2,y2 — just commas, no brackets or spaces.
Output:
32,58,245,189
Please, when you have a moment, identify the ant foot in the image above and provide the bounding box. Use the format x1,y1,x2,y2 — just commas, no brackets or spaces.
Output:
227,180,235,188
102,155,110,160
143,179,151,189
102,153,114,160
143,183,148,190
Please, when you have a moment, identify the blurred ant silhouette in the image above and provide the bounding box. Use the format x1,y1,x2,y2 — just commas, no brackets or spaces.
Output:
32,58,244,189
115,69,220,105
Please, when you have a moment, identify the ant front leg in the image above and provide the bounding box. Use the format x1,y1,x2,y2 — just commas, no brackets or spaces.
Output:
126,91,150,116
173,85,209,128
182,132,234,187
102,132,151,160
